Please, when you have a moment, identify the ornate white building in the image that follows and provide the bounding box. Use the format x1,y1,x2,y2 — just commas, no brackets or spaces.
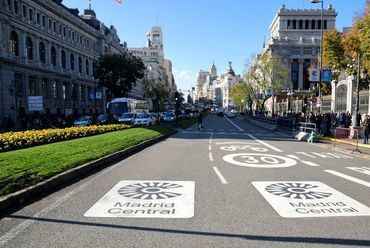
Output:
0,0,129,129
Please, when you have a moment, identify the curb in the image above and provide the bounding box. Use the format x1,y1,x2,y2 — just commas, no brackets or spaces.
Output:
0,130,176,213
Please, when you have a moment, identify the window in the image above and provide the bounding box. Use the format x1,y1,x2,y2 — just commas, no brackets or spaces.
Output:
42,79,49,99
42,15,45,26
299,20,303,29
9,31,19,56
51,46,56,66
53,21,56,32
311,20,316,29
305,20,309,29
78,56,82,73
36,12,40,24
7,0,12,11
29,8,33,21
59,24,62,34
14,1,19,14
318,20,322,30
85,59,89,75
22,5,26,18
61,50,66,69
293,20,297,29
48,19,52,29
291,59,299,89
324,20,327,29
70,54,75,70
29,76,36,96
52,81,58,99
26,36,33,60
287,20,291,29
63,27,66,37
39,42,46,63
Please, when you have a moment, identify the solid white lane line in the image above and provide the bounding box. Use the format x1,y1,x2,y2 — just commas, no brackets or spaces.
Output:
209,152,213,161
325,170,370,187
247,134,283,152
286,155,321,167
213,167,228,184
209,145,212,151
224,117,244,132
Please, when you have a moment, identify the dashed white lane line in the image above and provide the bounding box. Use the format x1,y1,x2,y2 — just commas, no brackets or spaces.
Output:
325,170,370,187
208,145,212,151
247,134,283,152
213,166,228,184
286,155,321,167
209,152,213,161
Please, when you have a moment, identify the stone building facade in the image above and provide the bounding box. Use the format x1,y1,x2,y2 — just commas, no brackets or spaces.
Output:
0,0,128,129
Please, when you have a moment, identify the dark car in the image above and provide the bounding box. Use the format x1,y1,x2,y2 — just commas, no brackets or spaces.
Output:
96,114,118,125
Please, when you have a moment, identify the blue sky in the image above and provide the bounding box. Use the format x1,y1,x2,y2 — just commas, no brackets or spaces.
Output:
63,0,366,92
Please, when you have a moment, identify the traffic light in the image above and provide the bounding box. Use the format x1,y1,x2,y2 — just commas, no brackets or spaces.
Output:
302,97,308,113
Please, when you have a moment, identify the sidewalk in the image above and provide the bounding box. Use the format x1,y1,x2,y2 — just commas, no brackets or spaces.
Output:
241,115,370,155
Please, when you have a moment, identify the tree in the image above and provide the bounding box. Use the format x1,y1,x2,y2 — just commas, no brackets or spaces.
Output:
322,29,346,69
247,53,288,113
230,79,255,112
94,54,145,98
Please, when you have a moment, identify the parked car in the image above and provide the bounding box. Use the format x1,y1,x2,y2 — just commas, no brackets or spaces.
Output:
163,112,176,122
118,112,137,124
133,112,157,126
74,116,93,126
96,114,118,125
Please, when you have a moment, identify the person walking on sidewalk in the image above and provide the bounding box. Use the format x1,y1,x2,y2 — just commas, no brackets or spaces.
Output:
198,112,204,129
362,114,370,144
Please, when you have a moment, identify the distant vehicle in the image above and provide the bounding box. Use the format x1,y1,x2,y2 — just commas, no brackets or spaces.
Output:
118,112,138,124
107,98,149,117
163,112,176,122
224,110,236,118
216,108,224,117
133,112,157,126
96,114,118,125
74,116,93,126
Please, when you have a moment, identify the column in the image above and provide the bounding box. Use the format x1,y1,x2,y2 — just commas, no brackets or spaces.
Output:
298,59,304,89
331,80,336,113
346,77,353,114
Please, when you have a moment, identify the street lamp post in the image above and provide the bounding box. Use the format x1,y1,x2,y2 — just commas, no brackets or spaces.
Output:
310,0,324,113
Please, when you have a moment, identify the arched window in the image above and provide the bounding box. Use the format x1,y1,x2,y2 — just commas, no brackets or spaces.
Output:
26,37,33,60
70,54,75,70
50,46,56,66
299,20,303,29
305,20,309,29
9,31,19,56
85,59,89,75
39,42,46,63
311,20,316,29
78,56,82,73
61,50,66,69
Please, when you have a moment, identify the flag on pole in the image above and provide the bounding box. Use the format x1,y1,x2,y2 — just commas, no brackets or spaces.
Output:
115,0,122,3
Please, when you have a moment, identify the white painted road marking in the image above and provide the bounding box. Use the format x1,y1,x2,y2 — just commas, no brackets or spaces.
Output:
224,117,244,131
84,181,195,218
286,155,321,167
223,153,296,168
209,152,213,161
253,181,370,218
346,167,370,176
213,167,228,184
324,170,370,188
247,134,283,152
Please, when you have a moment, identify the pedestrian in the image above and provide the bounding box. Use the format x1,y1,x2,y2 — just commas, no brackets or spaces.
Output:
362,114,370,144
198,112,204,129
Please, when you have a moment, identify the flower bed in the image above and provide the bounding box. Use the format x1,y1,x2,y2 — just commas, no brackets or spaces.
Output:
0,124,130,152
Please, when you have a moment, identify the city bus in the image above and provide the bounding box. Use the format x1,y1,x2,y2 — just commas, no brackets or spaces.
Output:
107,98,149,116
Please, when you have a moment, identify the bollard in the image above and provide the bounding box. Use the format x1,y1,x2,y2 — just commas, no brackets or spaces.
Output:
308,129,316,143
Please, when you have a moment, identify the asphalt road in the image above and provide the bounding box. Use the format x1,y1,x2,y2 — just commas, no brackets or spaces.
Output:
1,114,370,248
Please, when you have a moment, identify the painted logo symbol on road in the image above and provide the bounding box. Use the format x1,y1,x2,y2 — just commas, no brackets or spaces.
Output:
223,153,296,168
118,182,183,200
265,183,332,199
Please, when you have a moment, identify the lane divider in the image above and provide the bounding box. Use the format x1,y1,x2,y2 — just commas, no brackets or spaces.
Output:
213,167,228,184
324,170,370,188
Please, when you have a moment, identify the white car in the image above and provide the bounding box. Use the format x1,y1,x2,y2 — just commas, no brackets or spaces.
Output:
224,110,236,118
118,112,137,124
133,112,157,126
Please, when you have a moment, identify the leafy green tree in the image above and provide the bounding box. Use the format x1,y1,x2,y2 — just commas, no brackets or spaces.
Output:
230,79,255,112
322,29,346,69
94,54,145,98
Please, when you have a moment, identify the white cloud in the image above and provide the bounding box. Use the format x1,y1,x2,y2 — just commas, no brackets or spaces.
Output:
173,68,195,92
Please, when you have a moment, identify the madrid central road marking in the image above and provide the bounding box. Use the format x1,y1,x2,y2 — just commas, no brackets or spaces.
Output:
253,181,370,218
85,181,195,218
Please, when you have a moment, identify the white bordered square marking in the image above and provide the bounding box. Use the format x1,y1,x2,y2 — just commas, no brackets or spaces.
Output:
84,181,194,218
252,181,370,218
